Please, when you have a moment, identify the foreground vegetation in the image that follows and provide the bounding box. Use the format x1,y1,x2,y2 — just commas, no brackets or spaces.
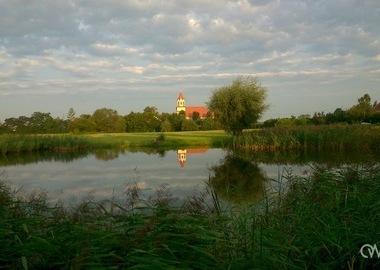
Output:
1,164,379,269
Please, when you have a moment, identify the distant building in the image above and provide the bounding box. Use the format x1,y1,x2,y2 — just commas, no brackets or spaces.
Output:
176,92,210,119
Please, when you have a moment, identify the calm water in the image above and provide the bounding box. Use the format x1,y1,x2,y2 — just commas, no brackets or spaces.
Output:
1,148,378,205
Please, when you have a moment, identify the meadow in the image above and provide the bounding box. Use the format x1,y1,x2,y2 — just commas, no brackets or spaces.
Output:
80,130,231,149
1,164,379,269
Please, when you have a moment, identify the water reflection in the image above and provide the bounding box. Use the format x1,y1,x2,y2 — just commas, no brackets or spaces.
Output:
1,148,379,206
1,147,377,168
208,151,267,204
0,149,225,205
94,150,120,161
177,149,208,168
0,151,90,166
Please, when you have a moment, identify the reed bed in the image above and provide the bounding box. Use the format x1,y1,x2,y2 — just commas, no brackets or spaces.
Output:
0,135,118,155
233,124,380,152
1,164,379,269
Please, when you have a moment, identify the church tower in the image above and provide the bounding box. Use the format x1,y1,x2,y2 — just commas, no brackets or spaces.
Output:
176,92,186,114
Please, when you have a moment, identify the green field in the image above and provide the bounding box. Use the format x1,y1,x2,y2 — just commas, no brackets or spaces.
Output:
80,130,231,148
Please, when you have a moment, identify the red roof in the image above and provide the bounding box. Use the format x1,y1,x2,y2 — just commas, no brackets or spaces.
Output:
186,106,209,118
375,102,380,111
187,148,208,154
178,92,184,100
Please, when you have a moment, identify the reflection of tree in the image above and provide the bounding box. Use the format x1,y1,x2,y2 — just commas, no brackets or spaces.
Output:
94,150,119,161
0,151,91,166
209,152,267,204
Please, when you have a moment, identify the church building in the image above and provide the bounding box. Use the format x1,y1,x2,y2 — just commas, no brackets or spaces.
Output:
176,92,209,119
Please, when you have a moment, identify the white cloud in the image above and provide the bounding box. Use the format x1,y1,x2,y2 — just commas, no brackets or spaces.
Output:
0,50,11,64
13,58,39,67
91,43,140,56
45,57,90,77
0,0,379,119
121,66,146,74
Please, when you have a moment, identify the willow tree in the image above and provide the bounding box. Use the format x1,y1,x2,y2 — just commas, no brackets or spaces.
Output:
207,77,269,135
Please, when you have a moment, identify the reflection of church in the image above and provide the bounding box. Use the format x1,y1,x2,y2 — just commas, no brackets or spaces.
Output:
177,149,208,168
176,92,210,119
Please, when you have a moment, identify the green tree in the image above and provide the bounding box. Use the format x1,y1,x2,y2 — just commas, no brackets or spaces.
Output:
143,106,161,132
311,112,326,125
326,108,347,124
160,119,172,132
181,119,199,131
29,112,55,133
200,117,222,130
162,113,184,132
263,119,277,128
347,93,375,123
91,108,126,133
69,114,97,133
2,116,29,133
125,112,149,132
276,118,296,126
192,111,200,121
207,77,269,135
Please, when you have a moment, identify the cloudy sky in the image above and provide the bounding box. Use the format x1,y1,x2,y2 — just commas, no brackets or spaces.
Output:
1,0,379,120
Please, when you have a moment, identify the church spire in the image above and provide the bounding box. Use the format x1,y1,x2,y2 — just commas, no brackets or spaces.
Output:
176,92,186,114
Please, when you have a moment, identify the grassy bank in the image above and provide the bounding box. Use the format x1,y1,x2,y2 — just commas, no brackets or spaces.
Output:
1,164,379,269
80,130,231,149
233,124,380,152
0,131,231,155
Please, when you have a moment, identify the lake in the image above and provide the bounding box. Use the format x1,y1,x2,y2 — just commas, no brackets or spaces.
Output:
1,148,379,205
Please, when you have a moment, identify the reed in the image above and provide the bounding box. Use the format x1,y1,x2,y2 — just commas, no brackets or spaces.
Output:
0,135,110,155
1,164,379,269
233,124,380,152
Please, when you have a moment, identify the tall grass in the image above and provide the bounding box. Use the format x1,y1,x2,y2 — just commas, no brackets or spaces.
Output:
233,124,380,152
0,135,110,155
1,164,380,269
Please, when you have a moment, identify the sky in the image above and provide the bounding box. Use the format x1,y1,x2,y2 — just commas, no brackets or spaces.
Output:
1,0,379,121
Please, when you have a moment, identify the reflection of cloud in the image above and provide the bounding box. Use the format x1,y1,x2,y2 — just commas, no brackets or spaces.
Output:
2,149,223,205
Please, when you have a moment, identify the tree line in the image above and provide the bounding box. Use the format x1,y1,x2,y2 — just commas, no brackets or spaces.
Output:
0,76,378,135
0,106,222,134
263,93,380,127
